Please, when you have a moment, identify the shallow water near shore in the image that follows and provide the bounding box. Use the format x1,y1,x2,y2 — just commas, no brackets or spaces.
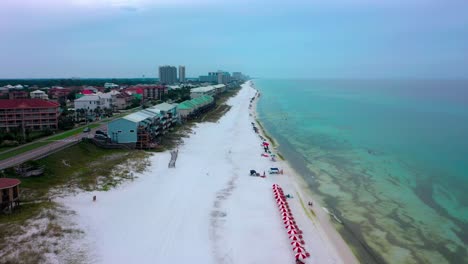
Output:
254,79,468,264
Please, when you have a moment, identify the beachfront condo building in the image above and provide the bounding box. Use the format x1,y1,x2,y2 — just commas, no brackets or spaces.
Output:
159,65,177,85
179,66,186,83
0,99,60,131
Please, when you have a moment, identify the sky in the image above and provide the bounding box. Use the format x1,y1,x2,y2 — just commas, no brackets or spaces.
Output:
0,0,467,79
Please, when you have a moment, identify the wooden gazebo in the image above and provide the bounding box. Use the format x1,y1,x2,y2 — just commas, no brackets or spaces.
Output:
0,178,21,213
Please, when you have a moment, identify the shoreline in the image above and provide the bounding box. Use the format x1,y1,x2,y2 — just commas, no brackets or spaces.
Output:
56,81,356,263
249,80,359,264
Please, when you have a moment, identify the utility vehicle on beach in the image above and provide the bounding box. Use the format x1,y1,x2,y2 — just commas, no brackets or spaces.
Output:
269,168,280,174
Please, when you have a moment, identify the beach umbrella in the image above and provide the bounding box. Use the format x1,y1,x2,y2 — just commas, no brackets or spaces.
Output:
263,142,269,146
272,184,279,187
293,246,307,254
277,200,287,205
289,235,301,241
291,241,303,247
286,224,298,230
284,219,295,225
295,253,308,260
282,216,294,221
287,229,299,235
281,212,292,217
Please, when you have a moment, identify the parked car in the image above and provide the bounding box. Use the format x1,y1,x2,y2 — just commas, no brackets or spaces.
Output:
95,130,106,135
83,127,91,133
94,134,108,140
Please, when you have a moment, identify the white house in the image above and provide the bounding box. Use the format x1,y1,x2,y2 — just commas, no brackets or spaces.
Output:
104,82,119,89
213,84,226,93
96,92,117,109
190,86,217,99
30,90,49,100
74,95,104,113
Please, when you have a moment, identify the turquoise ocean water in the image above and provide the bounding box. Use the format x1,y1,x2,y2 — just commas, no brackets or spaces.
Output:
254,79,468,264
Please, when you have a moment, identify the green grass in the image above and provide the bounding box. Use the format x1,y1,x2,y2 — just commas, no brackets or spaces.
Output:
46,124,100,141
0,202,53,225
20,142,136,199
0,124,101,161
0,141,51,161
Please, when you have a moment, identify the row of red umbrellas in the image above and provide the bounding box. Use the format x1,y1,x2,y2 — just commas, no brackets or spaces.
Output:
272,184,311,261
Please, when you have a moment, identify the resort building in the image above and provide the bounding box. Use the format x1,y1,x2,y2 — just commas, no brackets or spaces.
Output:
179,65,186,83
30,90,49,100
159,65,177,85
190,86,217,99
0,178,21,212
151,103,178,130
107,109,161,148
142,85,168,100
213,84,227,93
177,95,215,120
0,99,60,131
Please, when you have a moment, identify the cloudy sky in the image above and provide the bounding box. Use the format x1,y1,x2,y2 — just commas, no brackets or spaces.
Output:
0,0,467,79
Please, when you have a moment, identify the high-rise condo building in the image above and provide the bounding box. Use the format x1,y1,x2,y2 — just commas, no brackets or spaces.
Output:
158,65,177,84
179,66,186,83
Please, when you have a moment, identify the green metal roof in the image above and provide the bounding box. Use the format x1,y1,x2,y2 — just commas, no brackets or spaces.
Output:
178,101,195,110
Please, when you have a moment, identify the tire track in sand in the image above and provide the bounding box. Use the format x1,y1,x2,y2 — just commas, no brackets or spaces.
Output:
209,147,239,264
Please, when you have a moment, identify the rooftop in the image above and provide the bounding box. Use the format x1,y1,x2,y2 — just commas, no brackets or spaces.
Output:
0,99,60,109
190,86,217,93
75,95,101,102
0,178,21,190
152,102,176,112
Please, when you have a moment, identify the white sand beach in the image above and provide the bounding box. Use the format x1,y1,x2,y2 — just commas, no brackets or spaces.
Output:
61,81,358,264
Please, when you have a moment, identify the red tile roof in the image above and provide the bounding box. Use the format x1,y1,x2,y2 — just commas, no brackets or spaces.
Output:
0,178,21,189
0,99,60,109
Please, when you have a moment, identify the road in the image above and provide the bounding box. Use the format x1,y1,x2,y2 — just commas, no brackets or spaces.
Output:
0,124,106,170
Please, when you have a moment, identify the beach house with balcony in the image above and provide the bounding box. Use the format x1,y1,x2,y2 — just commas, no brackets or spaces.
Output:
190,86,217,99
107,109,162,148
177,95,214,120
0,99,60,131
30,90,49,100
151,103,178,131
